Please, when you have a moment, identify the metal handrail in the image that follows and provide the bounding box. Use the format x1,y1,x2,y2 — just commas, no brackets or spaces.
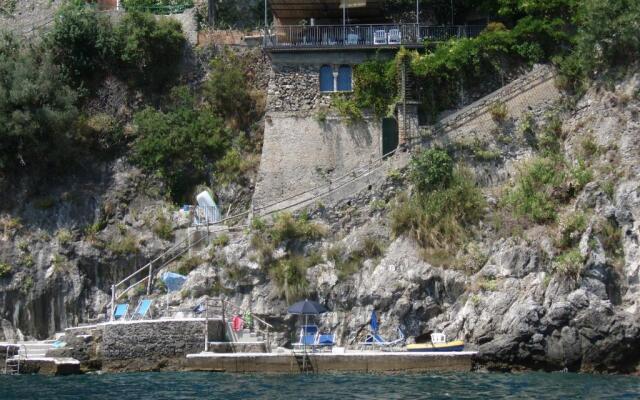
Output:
107,227,213,314
264,24,486,48
222,299,274,330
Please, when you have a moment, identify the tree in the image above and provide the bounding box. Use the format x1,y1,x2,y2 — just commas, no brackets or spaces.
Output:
202,50,256,130
0,35,78,174
132,87,231,201
48,0,116,84
117,12,185,90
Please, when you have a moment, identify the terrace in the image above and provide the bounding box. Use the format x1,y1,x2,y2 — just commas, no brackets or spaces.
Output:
263,23,485,50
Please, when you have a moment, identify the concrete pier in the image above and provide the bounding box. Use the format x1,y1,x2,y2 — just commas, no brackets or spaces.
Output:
13,357,81,375
185,351,477,373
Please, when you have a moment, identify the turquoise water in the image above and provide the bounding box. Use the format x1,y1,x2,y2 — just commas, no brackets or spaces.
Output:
0,372,638,399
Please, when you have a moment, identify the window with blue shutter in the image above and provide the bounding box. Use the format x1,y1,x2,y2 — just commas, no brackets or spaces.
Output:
319,65,334,92
337,65,352,92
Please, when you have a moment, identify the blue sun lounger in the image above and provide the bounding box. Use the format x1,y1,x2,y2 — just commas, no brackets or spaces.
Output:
130,299,152,320
359,328,405,350
113,304,129,320
293,325,318,350
315,333,336,351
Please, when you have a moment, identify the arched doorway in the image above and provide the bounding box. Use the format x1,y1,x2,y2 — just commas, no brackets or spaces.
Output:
382,117,399,157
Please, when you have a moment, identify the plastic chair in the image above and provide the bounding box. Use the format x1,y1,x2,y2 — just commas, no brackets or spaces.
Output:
388,29,401,45
346,33,359,45
113,304,129,321
373,30,387,45
130,299,152,320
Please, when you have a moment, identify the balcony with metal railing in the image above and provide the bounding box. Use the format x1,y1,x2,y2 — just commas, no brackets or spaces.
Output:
263,24,486,50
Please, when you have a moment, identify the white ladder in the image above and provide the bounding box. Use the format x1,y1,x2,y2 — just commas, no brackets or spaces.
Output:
3,346,20,375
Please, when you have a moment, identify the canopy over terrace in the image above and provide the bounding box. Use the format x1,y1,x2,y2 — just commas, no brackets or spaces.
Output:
269,0,386,25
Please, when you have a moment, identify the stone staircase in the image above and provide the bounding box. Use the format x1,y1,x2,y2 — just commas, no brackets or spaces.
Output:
234,328,264,343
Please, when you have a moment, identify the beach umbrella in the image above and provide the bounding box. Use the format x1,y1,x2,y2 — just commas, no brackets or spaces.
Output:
287,299,328,315
370,309,379,334
287,300,329,356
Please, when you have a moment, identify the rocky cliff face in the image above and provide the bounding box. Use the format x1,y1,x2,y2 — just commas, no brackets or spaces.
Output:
0,160,174,339
1,67,639,374
174,71,640,373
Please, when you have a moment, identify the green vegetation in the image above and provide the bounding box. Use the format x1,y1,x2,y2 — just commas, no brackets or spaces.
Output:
132,87,231,202
213,233,230,247
19,254,35,269
152,213,174,241
553,248,585,280
488,101,509,123
478,277,498,292
328,235,386,280
0,262,12,278
331,95,364,123
203,50,262,131
121,0,193,14
108,232,139,255
249,213,326,301
392,149,485,262
177,256,203,276
49,0,117,84
408,149,454,193
504,158,565,223
352,57,398,117
593,217,624,266
21,276,34,293
0,2,186,178
49,2,184,90
55,229,74,246
0,34,78,174
557,212,588,250
349,0,638,120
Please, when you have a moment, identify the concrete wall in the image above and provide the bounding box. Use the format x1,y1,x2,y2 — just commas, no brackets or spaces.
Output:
253,112,383,210
186,352,475,373
99,318,224,371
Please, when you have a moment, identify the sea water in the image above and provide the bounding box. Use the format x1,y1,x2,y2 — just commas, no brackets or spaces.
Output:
1,371,638,399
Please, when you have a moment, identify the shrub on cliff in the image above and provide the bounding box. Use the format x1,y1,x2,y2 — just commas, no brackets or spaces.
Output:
392,165,485,256
409,149,454,193
49,0,117,84
117,11,185,90
504,158,563,223
0,34,79,174
203,51,257,130
132,87,231,202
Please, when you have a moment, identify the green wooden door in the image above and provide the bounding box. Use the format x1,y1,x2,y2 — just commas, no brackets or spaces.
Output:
382,117,399,157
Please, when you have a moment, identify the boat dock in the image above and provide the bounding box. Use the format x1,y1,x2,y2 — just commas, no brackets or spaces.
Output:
185,351,477,373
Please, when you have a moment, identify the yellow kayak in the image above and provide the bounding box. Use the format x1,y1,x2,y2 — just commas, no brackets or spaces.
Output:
406,340,465,352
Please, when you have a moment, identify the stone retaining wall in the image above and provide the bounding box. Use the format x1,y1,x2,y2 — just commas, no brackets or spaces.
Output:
252,111,383,209
416,64,559,143
99,319,224,371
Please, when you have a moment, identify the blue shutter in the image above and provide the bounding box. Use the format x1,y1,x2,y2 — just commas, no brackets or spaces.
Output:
337,65,352,92
320,65,334,92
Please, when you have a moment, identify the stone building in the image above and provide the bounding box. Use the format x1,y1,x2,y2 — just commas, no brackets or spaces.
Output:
252,0,481,209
